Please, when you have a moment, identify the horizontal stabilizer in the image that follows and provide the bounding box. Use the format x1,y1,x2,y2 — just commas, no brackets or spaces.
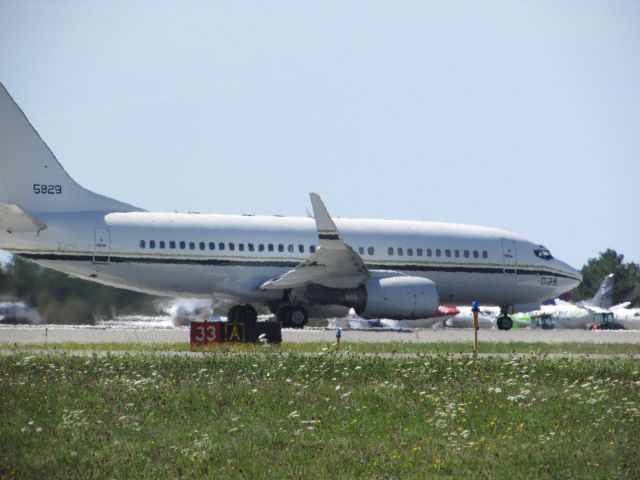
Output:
0,203,47,233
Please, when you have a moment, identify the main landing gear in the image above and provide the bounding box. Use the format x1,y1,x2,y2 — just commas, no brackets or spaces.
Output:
227,304,258,326
497,306,513,331
276,305,308,329
227,303,308,329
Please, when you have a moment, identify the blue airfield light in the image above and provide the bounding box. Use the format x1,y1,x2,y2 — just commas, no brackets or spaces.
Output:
472,300,480,312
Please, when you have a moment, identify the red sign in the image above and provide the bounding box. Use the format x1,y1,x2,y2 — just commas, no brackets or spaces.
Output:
190,322,222,346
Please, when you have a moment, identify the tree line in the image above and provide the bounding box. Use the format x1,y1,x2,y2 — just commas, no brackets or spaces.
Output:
1,248,639,324
0,258,158,324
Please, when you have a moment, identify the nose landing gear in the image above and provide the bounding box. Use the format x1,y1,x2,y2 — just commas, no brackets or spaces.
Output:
497,306,513,330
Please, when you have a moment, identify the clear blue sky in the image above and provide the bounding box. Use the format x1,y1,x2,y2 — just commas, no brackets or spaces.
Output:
1,0,639,270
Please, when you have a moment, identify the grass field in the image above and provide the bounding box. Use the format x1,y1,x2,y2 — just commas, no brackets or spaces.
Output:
1,352,639,478
4,340,640,355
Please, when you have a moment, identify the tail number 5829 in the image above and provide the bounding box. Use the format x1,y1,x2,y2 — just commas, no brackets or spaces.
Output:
33,184,62,194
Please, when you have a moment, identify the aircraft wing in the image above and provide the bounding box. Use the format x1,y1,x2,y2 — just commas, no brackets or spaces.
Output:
261,193,368,290
583,305,608,314
611,302,631,310
0,203,47,233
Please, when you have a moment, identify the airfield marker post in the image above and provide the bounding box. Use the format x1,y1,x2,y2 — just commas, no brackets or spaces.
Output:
472,300,479,355
336,328,342,351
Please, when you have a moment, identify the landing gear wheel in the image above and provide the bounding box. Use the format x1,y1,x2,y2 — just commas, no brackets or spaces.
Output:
236,304,257,326
276,306,290,327
288,306,308,329
497,315,513,331
227,305,241,323
276,306,308,329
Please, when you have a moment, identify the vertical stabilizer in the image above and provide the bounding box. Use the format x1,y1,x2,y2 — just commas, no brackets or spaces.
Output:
578,274,615,309
0,82,142,214
589,274,614,309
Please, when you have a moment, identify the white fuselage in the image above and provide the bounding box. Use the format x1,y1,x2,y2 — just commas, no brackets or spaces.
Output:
0,210,581,308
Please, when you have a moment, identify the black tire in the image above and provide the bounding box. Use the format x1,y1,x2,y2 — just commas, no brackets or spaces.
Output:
497,315,513,331
288,306,308,329
277,306,292,328
227,305,241,323
236,304,258,326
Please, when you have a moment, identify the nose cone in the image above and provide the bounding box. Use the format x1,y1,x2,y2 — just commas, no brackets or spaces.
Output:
556,259,582,290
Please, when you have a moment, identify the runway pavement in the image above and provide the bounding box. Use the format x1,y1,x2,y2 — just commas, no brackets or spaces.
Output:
1,325,639,345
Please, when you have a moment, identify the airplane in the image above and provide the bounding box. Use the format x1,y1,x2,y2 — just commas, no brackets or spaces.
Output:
328,305,461,330
0,82,582,330
611,303,640,330
517,274,614,329
444,274,614,330
444,305,500,329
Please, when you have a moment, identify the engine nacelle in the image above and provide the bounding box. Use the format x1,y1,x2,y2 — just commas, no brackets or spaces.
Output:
355,276,439,320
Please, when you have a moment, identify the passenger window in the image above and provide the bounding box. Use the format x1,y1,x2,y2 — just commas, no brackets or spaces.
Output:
268,244,274,252
464,250,470,258
388,247,394,256
445,249,451,257
259,244,265,252
407,248,413,257
427,249,432,257
482,251,488,259
219,242,225,251
278,244,284,253
189,242,195,250
239,244,245,251
149,240,156,249
208,242,215,250
368,247,374,255
454,250,459,258
358,247,364,255
397,247,403,256
288,244,294,253
298,245,304,253
473,250,479,258
417,248,423,256
310,245,316,253
199,242,205,250
139,240,146,249
229,243,235,251
170,241,176,249
180,241,186,249
159,241,166,249
248,243,255,252
436,249,441,257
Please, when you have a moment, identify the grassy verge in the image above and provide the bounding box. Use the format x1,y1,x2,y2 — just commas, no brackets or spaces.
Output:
1,352,639,478
2,341,640,355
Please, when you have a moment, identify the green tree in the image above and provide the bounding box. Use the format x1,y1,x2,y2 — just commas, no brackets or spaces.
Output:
0,257,160,324
573,249,640,307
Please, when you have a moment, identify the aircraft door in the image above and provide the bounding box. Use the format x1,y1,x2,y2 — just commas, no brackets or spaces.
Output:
93,227,111,264
501,239,517,275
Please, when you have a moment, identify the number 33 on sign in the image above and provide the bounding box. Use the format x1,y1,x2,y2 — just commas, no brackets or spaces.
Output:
190,322,222,346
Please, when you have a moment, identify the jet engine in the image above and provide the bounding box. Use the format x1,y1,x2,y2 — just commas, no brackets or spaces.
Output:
355,276,439,319
301,274,440,320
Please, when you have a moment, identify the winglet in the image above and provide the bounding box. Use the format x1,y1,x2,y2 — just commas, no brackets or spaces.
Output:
310,193,342,243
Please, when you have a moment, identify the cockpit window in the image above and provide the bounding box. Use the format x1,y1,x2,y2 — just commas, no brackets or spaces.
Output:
534,246,553,260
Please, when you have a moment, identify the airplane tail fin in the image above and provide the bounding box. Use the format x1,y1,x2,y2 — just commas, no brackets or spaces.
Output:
578,273,614,310
0,82,142,214
589,273,614,309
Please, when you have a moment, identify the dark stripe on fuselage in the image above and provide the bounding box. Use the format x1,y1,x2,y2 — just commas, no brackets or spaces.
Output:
17,252,580,280
318,233,339,240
